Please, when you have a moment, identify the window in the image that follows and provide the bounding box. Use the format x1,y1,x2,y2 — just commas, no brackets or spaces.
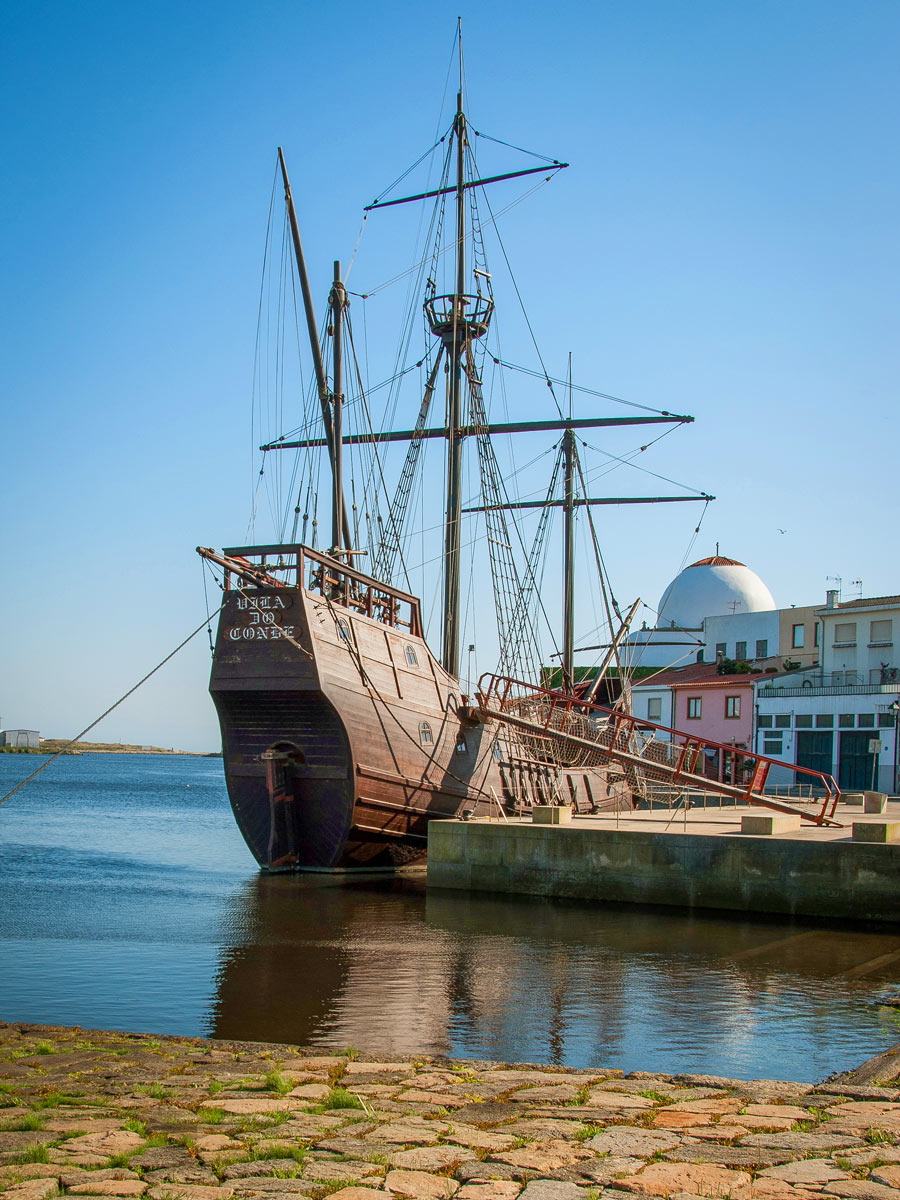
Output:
725,696,741,718
418,721,434,745
647,698,662,722
336,618,351,641
878,712,894,728
404,645,418,666
815,714,834,727
814,623,820,647
833,622,856,645
735,641,747,661
757,715,773,729
763,736,783,755
775,714,791,729
870,619,893,646
755,639,768,659
455,735,467,754
715,642,727,658
696,649,704,663
795,714,813,728
839,713,855,728
858,713,875,728
687,697,702,719
792,624,805,649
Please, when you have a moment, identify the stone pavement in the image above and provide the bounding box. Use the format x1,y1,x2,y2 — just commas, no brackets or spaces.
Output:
2,1023,900,1200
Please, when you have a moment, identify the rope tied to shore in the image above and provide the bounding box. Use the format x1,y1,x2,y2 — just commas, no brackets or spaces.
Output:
0,603,226,809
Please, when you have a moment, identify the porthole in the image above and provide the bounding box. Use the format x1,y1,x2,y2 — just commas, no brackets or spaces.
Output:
336,618,351,641
419,721,434,745
404,644,418,666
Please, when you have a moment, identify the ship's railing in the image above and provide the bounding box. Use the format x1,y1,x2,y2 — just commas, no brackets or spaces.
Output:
217,544,423,637
477,673,842,826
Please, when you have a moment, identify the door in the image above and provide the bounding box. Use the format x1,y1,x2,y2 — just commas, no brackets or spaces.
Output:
796,731,833,778
839,731,876,790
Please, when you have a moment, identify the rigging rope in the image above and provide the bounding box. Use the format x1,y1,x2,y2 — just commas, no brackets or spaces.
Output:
490,357,685,418
0,603,227,809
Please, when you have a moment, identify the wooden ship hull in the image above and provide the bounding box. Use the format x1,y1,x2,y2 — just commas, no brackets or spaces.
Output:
206,545,628,871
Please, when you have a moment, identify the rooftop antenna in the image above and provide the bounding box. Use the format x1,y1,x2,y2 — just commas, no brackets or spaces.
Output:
826,574,842,600
849,578,863,599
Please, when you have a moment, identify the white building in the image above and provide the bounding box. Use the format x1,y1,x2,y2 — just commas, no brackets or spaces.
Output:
626,553,777,670
0,729,40,748
755,593,900,793
702,609,779,666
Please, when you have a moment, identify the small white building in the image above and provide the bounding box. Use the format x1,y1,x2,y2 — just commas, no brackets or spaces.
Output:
0,729,40,748
702,609,779,666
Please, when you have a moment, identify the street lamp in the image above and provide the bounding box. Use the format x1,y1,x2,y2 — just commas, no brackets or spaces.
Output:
891,700,900,796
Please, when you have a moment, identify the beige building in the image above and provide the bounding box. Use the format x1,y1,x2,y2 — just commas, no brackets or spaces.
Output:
777,604,820,669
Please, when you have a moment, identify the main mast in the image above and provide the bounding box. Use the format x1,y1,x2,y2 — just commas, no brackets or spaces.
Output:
442,86,467,678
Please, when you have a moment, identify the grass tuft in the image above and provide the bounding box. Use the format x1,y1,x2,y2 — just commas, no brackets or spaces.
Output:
264,1070,291,1096
34,1042,56,1056
311,1087,363,1112
864,1126,892,1145
124,1119,148,1136
574,1123,602,1143
201,1108,226,1125
16,1144,51,1165
4,1115,47,1132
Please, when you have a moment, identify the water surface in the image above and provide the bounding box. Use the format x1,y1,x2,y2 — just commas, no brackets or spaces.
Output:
1,753,897,1081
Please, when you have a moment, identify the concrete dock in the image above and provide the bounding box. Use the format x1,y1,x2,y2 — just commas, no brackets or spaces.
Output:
427,799,900,923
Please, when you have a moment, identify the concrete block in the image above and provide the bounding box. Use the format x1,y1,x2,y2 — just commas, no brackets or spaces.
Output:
852,821,900,843
532,805,572,825
842,792,865,806
865,792,888,813
741,813,802,835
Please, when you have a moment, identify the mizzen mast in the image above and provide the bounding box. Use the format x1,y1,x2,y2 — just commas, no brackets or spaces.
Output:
277,148,351,553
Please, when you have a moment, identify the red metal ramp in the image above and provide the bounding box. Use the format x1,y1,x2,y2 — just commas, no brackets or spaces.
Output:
477,674,843,827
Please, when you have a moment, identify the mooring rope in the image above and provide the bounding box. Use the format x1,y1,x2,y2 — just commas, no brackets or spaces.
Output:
0,603,227,809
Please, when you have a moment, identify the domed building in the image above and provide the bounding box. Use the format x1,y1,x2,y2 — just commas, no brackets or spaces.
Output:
624,553,776,670
657,555,776,630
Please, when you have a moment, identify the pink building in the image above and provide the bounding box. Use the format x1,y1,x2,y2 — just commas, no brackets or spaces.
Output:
632,662,757,785
670,669,755,783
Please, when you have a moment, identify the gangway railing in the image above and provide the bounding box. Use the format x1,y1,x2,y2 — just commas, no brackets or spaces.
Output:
477,674,843,827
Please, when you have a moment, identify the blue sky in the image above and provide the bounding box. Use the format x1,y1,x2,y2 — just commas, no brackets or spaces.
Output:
1,1,898,751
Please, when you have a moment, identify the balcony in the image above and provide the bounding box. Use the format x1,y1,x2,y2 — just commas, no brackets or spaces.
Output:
759,680,900,699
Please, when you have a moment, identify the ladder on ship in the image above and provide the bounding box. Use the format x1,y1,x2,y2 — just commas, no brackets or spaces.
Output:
476,674,843,827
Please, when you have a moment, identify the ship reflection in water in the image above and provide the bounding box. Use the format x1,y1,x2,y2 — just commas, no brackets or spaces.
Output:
208,874,900,1082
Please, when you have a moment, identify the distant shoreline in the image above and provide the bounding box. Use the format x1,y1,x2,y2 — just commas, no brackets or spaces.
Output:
0,741,221,758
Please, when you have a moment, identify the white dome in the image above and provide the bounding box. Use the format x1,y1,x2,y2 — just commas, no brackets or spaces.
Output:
657,555,775,629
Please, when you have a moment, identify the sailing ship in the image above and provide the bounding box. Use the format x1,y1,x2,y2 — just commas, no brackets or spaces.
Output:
197,43,712,870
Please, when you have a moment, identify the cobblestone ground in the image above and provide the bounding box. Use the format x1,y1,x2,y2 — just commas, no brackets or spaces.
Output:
2,1024,900,1200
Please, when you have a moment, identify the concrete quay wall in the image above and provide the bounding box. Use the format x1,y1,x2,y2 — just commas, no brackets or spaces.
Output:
427,819,900,922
